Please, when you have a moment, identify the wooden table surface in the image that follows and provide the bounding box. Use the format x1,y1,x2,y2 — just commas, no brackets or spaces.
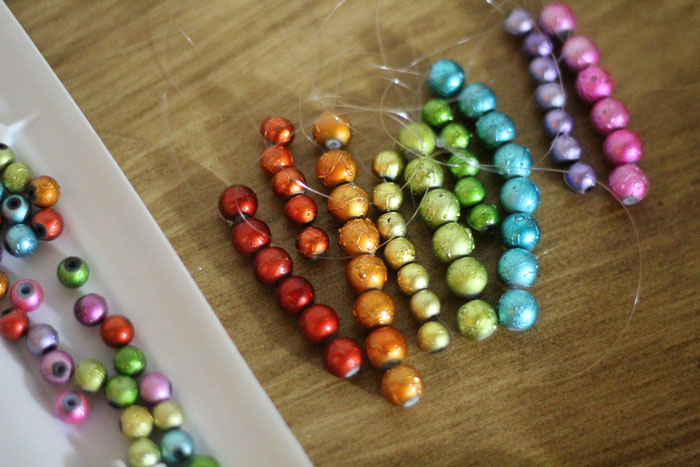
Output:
7,0,700,465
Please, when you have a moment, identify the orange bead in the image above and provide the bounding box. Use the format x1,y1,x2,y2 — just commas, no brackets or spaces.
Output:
0,271,8,299
26,176,61,208
312,112,352,150
272,168,306,199
365,326,407,369
345,254,387,293
337,218,380,256
352,290,395,329
381,364,424,407
260,116,295,146
296,226,330,259
100,315,134,348
260,146,293,176
328,184,369,222
31,208,64,241
315,150,357,187
284,195,317,226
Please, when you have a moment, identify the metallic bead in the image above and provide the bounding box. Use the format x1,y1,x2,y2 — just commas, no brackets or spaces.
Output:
422,98,454,128
337,218,380,256
120,405,154,439
3,162,33,193
561,35,600,72
74,359,107,392
253,247,293,286
2,194,30,224
381,364,423,408
457,300,498,340
274,276,315,315
328,183,369,222
100,315,135,348
296,226,329,259
467,203,501,234
364,326,407,369
372,182,403,212
259,145,293,176
419,188,460,229
346,254,387,293
446,257,488,298
497,248,538,288
40,350,74,385
26,175,61,208
544,109,574,137
231,218,271,257
535,83,566,110
316,150,357,187
140,372,172,405
74,293,108,326
575,65,614,104
458,83,496,120
397,263,430,295
127,438,161,467
500,177,540,214
494,143,532,178
439,122,471,150
403,158,444,195
4,224,38,257
10,278,43,312
427,59,464,98
454,177,486,208
353,290,395,329
32,208,64,241
608,164,649,205
272,167,306,200
372,150,404,181
324,337,363,378
0,272,7,299
284,195,317,226
529,57,558,83
114,345,147,376
476,111,516,149
0,308,28,341
539,2,576,38
26,323,58,355
105,375,139,408
447,150,479,178
57,256,90,288
551,134,582,164
312,112,352,150
161,429,195,464
409,289,441,322
260,116,294,146
397,122,436,157
153,400,185,430
0,143,16,170
522,32,554,57
501,213,540,251
299,304,339,344
603,129,643,165
383,237,415,270
503,8,534,36
432,222,474,263
417,321,449,353
54,390,89,425
590,97,630,135
189,456,220,467
376,212,407,240
565,161,597,194
498,289,538,331
218,185,257,221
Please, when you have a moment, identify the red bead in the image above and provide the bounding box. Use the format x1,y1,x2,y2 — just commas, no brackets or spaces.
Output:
284,195,317,226
275,276,314,315
218,185,258,221
272,168,306,199
260,116,295,146
253,247,293,286
31,208,64,241
260,146,294,176
0,308,29,340
296,226,330,259
324,337,363,378
299,304,338,343
231,218,271,256
100,315,134,348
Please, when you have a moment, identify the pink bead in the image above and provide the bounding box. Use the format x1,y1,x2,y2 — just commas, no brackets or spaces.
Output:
539,3,576,37
575,65,614,104
10,279,44,312
561,36,599,71
608,164,649,205
54,390,89,424
139,372,172,404
603,129,643,165
590,98,629,134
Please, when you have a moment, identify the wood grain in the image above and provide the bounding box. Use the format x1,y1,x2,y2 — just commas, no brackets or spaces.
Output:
7,0,700,464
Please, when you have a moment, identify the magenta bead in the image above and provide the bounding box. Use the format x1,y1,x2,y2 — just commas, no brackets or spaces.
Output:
54,390,89,424
603,129,643,165
74,293,108,326
139,372,172,404
575,65,614,104
539,3,576,37
10,279,43,312
608,164,649,205
40,350,74,385
590,97,629,134
561,36,599,71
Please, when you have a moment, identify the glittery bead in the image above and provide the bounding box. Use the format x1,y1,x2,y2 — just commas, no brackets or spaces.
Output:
316,150,357,187
603,129,643,165
372,182,403,212
218,185,257,221
0,308,28,340
439,122,471,150
57,256,90,288
522,32,554,57
503,8,534,36
127,438,161,467
0,143,16,170
500,177,540,214
3,162,33,193
456,299,498,340
25,176,61,208
467,203,501,234
529,56,559,83
417,321,450,353
153,400,185,430
551,134,582,164
419,188,460,229
337,218,380,256
453,177,486,208
590,97,630,135
372,150,404,181
296,226,329,259
114,345,147,376
299,304,339,343
543,109,574,137
328,183,369,222
74,359,107,392
458,83,496,119
396,263,430,295
564,161,597,194
2,194,30,224
161,429,195,464
383,237,416,270
120,405,154,439
409,290,441,322
324,337,363,378
26,323,58,355
253,247,293,286
74,293,108,326
40,350,74,385
432,222,474,263
376,212,407,240
494,143,532,178
422,98,454,128
31,208,64,241
501,213,540,251
105,375,139,408
4,224,38,257
397,122,436,157
539,2,576,37
447,150,479,178
346,254,387,293
403,158,444,195
561,35,599,72
364,326,407,369
189,456,220,467
10,279,43,312
497,248,538,288
100,315,135,348
274,276,315,315
607,164,649,205
140,372,172,405
575,65,614,104
381,364,423,408
271,168,306,200
498,289,538,331
54,390,89,425
284,195,317,226
259,146,293,176
446,257,488,298
260,116,294,146
535,83,566,110
475,111,516,150
312,112,352,150
427,59,465,97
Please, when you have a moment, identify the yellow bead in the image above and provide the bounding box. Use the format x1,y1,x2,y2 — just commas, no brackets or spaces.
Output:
376,212,407,240
372,150,404,180
120,405,154,439
397,263,430,295
409,289,441,322
417,321,450,353
152,400,185,430
127,438,161,467
383,238,415,270
372,182,403,212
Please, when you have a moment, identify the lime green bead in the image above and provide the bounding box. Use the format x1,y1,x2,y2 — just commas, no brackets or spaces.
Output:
446,257,488,298
57,256,90,288
421,99,454,128
372,182,403,212
454,176,486,207
0,144,16,171
189,456,220,467
114,345,147,376
372,150,404,181
447,150,479,178
127,438,161,467
105,375,139,408
457,299,498,340
120,405,154,439
419,188,460,229
397,122,436,157
153,400,185,430
3,162,33,193
403,158,444,195
432,222,474,263
74,359,107,392
439,122,471,150
467,203,501,234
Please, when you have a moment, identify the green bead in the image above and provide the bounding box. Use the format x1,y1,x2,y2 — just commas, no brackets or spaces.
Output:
454,176,486,207
397,122,436,157
447,150,479,178
114,345,147,376
0,143,16,171
456,299,498,340
467,203,501,234
421,99,453,128
403,158,444,195
127,438,161,467
57,256,90,288
446,256,488,298
439,122,471,149
3,162,33,193
189,456,220,467
419,189,460,230
372,182,403,212
372,150,404,181
74,359,107,392
120,405,154,439
432,222,474,263
105,375,139,408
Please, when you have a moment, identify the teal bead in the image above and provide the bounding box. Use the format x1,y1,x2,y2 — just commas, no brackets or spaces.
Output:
397,122,436,157
476,111,516,149
439,123,471,150
105,375,139,408
447,150,479,178
57,256,90,288
421,99,454,128
453,176,486,207
498,289,538,331
419,189,460,230
500,177,540,214
467,203,500,234
189,456,220,467
114,345,147,376
1,194,31,224
458,83,497,119
161,428,195,463
432,222,474,263
493,143,532,178
5,224,38,257
427,59,465,97
497,248,538,288
501,213,540,251
403,158,444,195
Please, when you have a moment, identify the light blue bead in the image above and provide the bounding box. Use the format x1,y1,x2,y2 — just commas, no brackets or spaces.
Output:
161,428,195,463
458,83,496,119
1,194,31,225
497,248,538,288
500,213,540,251
498,289,538,331
476,111,516,149
493,143,532,178
500,177,539,214
4,224,37,257
427,59,465,98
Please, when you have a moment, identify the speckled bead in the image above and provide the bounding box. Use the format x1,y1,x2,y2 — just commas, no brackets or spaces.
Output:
127,438,161,467
498,289,538,331
543,109,574,137
575,65,614,104
476,111,516,149
564,161,598,194
497,248,538,288
551,134,582,164
432,222,474,263
529,56,559,83
590,97,629,135
105,375,139,408
3,162,33,193
500,177,540,214
458,83,497,120
427,59,465,97
403,158,444,195
445,257,488,298
74,359,107,392
607,163,649,205
522,32,553,57
26,323,58,355
493,143,532,178
120,405,154,439
457,299,498,340
603,129,643,165
539,2,576,37
114,345,147,376
503,8,535,36
561,35,599,71
501,213,540,251
535,83,566,110
419,188,460,229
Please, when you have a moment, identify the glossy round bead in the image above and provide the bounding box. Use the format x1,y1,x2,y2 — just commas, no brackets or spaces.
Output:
260,116,294,146
458,83,497,120
10,279,43,312
529,56,559,83
603,129,643,165
312,112,352,150
54,390,89,425
161,429,195,464
345,254,387,294
551,134,582,164
383,237,416,270
397,263,430,295
439,122,471,150
454,177,486,208
271,167,306,199
140,372,172,405
590,98,630,135
2,194,30,224
575,65,614,104
74,293,108,326
381,364,423,408
498,248,538,288
417,321,450,353
189,456,220,467
372,182,403,212
275,276,315,315
501,213,540,251
372,150,404,181
422,98,454,128
296,226,330,259
0,272,7,299
494,143,532,178
57,256,90,288
500,177,540,214
74,359,107,392
544,109,574,137
120,405,154,439
284,195,317,226
105,375,139,408
259,145,293,176
503,8,534,35
419,188,460,229
608,164,649,205
409,289,441,322
127,438,161,467
231,218,271,257
539,2,576,37
324,337,363,378
40,350,74,385
4,224,38,257
376,212,407,240
26,323,58,355
397,122,436,157
299,304,339,344
446,256,488,298
467,203,501,234
498,289,538,331
535,83,566,110
0,308,28,340
31,208,64,241
522,32,553,57
561,34,599,70
432,222,474,263
3,162,33,193
253,247,293,286
101,315,134,347
0,143,15,170
337,218,380,256
26,175,61,207
403,158,444,196
457,300,498,340
476,111,516,150
365,326,407,369
353,290,395,329
114,345,147,376
316,150,357,187
218,185,258,221
565,161,598,194
153,400,185,430
447,150,479,178
427,59,464,98
328,183,369,222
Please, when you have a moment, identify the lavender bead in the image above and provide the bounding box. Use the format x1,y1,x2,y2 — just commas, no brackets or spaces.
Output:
535,83,566,110
551,135,582,164
140,372,172,405
539,3,576,38
575,65,614,104
503,9,535,36
26,323,58,355
40,350,74,385
74,293,108,326
523,32,553,57
544,109,573,137
529,57,559,83
564,161,597,194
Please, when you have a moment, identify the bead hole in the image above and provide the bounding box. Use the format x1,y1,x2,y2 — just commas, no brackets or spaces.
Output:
66,258,80,270
19,285,31,296
53,362,67,376
0,143,6,150
8,198,21,209
34,225,46,237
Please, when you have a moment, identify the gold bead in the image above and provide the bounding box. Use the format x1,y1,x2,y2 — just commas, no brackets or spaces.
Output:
313,111,352,150
152,400,185,430
372,150,404,180
120,405,154,439
328,183,369,222
0,271,8,299
376,212,407,240
383,237,415,270
345,254,387,293
338,218,380,256
316,150,357,187
372,182,403,212
381,364,424,407
353,290,395,329
409,289,441,322
397,263,430,295
127,438,161,467
417,321,450,353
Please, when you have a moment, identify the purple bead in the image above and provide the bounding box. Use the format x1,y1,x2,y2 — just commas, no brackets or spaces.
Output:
543,109,574,137
54,390,89,425
26,323,58,355
575,65,614,104
539,3,576,38
603,129,643,165
590,97,629,134
9,279,44,312
503,9,535,36
74,293,108,326
40,350,74,385
140,372,172,404
529,57,559,83
561,36,599,71
608,164,649,205
564,161,597,194
522,32,554,57
551,135,582,164
535,83,566,110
